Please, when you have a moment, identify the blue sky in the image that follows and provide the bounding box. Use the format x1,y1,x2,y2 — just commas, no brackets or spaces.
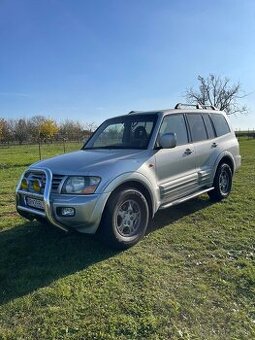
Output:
0,0,255,129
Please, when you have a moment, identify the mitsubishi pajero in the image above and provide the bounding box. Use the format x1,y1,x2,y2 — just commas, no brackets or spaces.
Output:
16,104,241,248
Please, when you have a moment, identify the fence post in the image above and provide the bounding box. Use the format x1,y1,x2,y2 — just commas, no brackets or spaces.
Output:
63,137,66,153
38,137,42,160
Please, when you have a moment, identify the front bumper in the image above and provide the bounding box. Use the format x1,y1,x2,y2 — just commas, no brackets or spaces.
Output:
16,167,110,233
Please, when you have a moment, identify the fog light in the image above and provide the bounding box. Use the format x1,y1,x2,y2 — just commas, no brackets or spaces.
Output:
59,207,75,217
33,179,42,193
21,178,28,190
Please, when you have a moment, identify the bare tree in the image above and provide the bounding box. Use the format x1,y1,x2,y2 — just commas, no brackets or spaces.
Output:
59,120,84,140
185,74,248,115
13,119,30,144
84,122,97,133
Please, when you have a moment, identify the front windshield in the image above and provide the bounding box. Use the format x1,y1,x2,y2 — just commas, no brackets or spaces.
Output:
84,114,158,150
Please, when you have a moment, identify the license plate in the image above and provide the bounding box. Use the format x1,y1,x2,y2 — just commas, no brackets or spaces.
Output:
26,197,44,210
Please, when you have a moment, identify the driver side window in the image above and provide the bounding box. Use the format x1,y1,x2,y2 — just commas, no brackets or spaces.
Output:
159,114,188,146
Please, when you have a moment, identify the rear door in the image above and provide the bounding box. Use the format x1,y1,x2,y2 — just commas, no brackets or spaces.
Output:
185,113,218,188
155,113,198,203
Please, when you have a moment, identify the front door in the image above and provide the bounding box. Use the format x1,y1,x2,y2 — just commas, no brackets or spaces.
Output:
155,114,198,203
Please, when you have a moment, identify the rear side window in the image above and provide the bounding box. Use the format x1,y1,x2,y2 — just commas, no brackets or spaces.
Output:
203,114,215,139
186,114,207,142
210,113,231,137
159,114,188,146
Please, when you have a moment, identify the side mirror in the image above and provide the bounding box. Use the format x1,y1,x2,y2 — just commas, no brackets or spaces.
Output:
159,132,177,149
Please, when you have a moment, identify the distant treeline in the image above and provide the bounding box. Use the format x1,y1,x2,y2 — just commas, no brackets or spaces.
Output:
0,116,97,145
235,130,255,138
1,115,254,145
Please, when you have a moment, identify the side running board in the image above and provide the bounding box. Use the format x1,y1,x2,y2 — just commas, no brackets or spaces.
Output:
159,187,214,210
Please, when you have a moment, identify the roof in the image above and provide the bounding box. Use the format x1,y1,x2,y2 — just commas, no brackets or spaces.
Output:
127,105,223,117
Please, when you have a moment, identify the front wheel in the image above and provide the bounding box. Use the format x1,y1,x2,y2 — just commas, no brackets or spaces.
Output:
100,188,150,249
208,163,232,201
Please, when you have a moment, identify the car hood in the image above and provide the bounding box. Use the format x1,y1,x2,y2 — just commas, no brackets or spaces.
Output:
30,149,152,175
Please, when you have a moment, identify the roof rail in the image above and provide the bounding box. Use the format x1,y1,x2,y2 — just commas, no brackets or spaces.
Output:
175,103,202,109
201,105,217,110
175,103,218,110
128,111,138,114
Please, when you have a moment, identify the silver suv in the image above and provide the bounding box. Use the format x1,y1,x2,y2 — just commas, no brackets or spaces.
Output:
16,104,241,248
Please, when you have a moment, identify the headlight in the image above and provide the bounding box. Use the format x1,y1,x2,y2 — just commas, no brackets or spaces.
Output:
61,176,101,194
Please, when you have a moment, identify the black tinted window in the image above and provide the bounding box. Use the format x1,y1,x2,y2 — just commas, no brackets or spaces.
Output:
203,114,215,139
210,114,231,137
186,114,207,142
159,114,188,146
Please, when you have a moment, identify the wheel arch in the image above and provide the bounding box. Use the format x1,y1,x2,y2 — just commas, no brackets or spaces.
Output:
208,154,234,201
105,180,155,219
97,180,153,248
218,155,234,173
212,152,235,183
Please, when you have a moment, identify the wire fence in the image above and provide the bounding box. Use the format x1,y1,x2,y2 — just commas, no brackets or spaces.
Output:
235,129,255,139
0,136,90,161
0,130,254,164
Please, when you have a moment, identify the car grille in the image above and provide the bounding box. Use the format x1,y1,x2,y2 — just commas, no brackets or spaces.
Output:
52,174,65,192
23,171,65,194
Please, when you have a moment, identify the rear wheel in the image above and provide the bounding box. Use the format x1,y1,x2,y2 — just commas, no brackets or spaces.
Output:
100,188,149,249
208,163,232,201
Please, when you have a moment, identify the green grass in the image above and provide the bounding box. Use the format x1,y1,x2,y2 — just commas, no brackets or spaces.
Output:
0,140,254,339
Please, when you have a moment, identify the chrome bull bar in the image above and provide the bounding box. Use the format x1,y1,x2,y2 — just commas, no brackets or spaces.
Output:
16,167,69,232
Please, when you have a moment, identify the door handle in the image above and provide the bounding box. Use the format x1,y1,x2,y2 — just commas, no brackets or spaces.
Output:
212,142,218,148
184,148,192,155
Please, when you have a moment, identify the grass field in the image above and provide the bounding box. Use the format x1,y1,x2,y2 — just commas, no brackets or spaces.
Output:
0,140,254,339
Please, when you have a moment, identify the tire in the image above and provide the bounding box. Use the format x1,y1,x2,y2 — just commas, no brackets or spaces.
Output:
208,163,232,201
100,188,150,249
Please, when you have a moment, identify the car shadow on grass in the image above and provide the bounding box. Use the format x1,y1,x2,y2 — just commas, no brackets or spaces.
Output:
149,196,214,233
0,196,213,305
0,221,118,305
